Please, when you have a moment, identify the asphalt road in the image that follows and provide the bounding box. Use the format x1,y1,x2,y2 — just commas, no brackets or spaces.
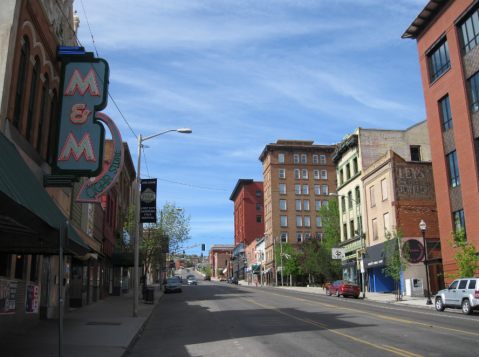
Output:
127,271,479,357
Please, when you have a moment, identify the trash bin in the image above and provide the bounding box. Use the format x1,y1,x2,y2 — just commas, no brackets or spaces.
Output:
145,286,155,304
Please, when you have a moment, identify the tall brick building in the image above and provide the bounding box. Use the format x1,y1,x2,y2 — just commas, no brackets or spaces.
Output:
403,0,479,282
259,140,337,285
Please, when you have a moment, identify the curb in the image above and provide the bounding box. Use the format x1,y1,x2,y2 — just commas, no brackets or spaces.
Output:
121,291,165,357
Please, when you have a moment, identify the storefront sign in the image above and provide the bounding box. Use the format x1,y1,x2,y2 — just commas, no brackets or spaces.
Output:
404,239,424,264
332,248,345,259
140,179,157,223
0,280,17,314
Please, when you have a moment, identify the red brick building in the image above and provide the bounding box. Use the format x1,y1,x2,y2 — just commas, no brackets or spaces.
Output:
403,0,479,283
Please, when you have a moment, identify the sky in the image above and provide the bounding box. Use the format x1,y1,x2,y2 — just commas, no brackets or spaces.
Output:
75,0,429,256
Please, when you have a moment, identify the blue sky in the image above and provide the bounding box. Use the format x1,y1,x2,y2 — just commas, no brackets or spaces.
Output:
76,0,428,255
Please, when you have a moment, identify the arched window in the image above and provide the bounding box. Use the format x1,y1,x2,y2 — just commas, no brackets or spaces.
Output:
13,36,30,129
36,73,49,153
47,89,57,165
355,186,360,204
26,56,40,143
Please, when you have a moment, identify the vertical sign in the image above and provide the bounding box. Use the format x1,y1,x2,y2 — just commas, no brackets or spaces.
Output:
140,179,157,223
26,285,39,313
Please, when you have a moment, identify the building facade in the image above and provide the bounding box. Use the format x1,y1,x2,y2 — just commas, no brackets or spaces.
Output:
208,245,234,278
259,140,337,285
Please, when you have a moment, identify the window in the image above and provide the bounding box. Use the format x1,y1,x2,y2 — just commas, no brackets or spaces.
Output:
26,57,40,143
303,200,310,211
345,163,351,180
316,232,323,240
322,185,328,195
313,155,318,164
343,223,348,240
256,203,262,211
339,169,344,185
439,95,453,131
383,213,390,235
280,200,287,210
280,184,286,194
314,184,320,195
458,280,468,289
341,196,346,212
315,200,321,211
372,218,378,240
410,146,421,161
381,179,388,200
295,184,301,194
36,74,49,152
355,186,360,204
256,190,261,198
453,209,466,235
370,186,375,207
0,253,11,278
320,155,326,164
296,216,303,227
314,170,319,179
278,153,285,163
350,220,355,238
296,200,302,210
302,184,309,194
256,215,262,223
428,39,451,82
280,216,287,227
297,232,303,242
348,191,353,210
302,169,308,179
323,200,328,207
304,216,311,227
447,151,460,187
352,157,358,175
47,90,57,164
321,170,327,179
460,8,479,54
469,71,479,112
301,154,307,163
281,232,287,242
294,154,299,163
294,169,300,179
279,168,285,178
316,216,322,227
305,232,311,240
469,280,476,290
13,36,29,129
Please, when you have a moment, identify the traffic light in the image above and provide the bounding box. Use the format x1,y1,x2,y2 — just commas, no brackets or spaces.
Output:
202,244,205,251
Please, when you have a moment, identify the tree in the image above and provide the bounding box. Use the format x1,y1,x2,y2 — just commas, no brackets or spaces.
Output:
444,222,479,279
382,227,410,301
274,242,303,285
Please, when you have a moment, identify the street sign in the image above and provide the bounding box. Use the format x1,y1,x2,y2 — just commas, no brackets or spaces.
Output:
332,248,345,259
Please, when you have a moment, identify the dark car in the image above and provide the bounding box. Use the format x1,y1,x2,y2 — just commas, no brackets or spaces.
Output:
204,275,211,281
164,277,182,293
227,277,238,284
226,277,233,284
326,280,360,298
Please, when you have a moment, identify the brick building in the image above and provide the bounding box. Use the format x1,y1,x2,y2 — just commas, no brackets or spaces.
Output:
403,0,479,283
208,245,234,278
259,140,337,286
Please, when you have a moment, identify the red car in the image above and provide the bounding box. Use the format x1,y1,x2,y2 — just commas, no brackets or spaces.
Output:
204,275,211,281
326,280,360,298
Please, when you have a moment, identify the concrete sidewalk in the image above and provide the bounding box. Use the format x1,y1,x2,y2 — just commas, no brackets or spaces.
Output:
0,284,163,357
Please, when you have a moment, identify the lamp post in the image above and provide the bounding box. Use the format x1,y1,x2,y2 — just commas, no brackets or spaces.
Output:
330,193,365,298
133,128,192,317
419,220,433,305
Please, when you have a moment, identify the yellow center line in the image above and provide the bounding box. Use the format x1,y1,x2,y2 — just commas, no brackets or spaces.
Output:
245,287,479,337
383,345,424,357
218,288,422,357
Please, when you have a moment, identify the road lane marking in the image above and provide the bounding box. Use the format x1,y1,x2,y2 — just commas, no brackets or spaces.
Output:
218,288,423,357
383,345,423,357
245,287,479,337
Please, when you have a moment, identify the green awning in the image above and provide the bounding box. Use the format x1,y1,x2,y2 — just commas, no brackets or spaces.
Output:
0,132,90,255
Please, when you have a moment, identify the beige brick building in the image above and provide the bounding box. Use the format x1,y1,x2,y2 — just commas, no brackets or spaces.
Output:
259,140,337,285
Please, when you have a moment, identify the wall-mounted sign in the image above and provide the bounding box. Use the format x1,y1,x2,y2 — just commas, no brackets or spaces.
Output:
140,179,157,223
404,239,424,264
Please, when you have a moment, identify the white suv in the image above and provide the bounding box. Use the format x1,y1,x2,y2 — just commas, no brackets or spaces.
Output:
435,278,479,315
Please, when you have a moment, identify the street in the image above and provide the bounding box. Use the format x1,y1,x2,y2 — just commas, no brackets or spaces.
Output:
127,272,479,357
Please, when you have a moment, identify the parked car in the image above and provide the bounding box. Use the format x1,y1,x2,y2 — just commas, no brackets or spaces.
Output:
227,277,238,284
326,280,360,298
164,277,182,293
220,277,227,282
186,274,195,280
204,275,211,281
170,276,182,284
435,277,479,315
226,277,233,283
187,277,197,285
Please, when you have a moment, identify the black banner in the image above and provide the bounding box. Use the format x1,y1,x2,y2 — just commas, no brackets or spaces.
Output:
140,179,157,223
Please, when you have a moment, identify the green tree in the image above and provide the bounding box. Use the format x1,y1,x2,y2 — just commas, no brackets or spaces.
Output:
444,222,479,279
382,227,410,301
274,242,303,285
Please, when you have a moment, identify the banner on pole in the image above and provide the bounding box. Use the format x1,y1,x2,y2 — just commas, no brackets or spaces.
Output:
140,179,157,223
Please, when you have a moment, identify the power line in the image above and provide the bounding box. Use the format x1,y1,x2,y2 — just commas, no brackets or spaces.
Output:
79,0,99,58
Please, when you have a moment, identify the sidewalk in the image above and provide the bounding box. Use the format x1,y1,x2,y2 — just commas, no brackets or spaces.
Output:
0,284,163,357
273,285,436,309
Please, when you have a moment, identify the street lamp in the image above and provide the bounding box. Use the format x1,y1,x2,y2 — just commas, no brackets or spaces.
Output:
133,128,192,317
419,220,433,305
330,193,365,298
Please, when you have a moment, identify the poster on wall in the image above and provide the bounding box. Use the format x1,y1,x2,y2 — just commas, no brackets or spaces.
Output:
26,285,39,313
0,280,17,314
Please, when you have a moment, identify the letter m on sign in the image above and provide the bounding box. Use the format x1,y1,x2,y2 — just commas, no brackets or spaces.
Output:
58,133,96,161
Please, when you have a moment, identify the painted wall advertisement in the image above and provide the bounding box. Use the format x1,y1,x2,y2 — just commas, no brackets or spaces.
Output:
26,285,39,313
0,280,17,314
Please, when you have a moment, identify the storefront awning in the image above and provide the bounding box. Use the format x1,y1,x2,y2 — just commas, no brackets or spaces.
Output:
263,267,272,274
111,253,144,267
0,132,90,255
363,242,388,268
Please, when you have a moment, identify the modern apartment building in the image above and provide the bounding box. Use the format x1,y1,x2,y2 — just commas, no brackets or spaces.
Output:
259,140,337,285
403,0,479,282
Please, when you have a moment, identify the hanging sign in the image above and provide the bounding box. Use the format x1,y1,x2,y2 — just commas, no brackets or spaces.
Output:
332,248,345,259
140,179,157,223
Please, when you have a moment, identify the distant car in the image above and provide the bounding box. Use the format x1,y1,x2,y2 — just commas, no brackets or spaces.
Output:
220,277,227,282
186,275,195,280
187,277,197,285
326,280,360,298
435,278,479,315
164,277,182,293
170,276,182,284
204,276,211,281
